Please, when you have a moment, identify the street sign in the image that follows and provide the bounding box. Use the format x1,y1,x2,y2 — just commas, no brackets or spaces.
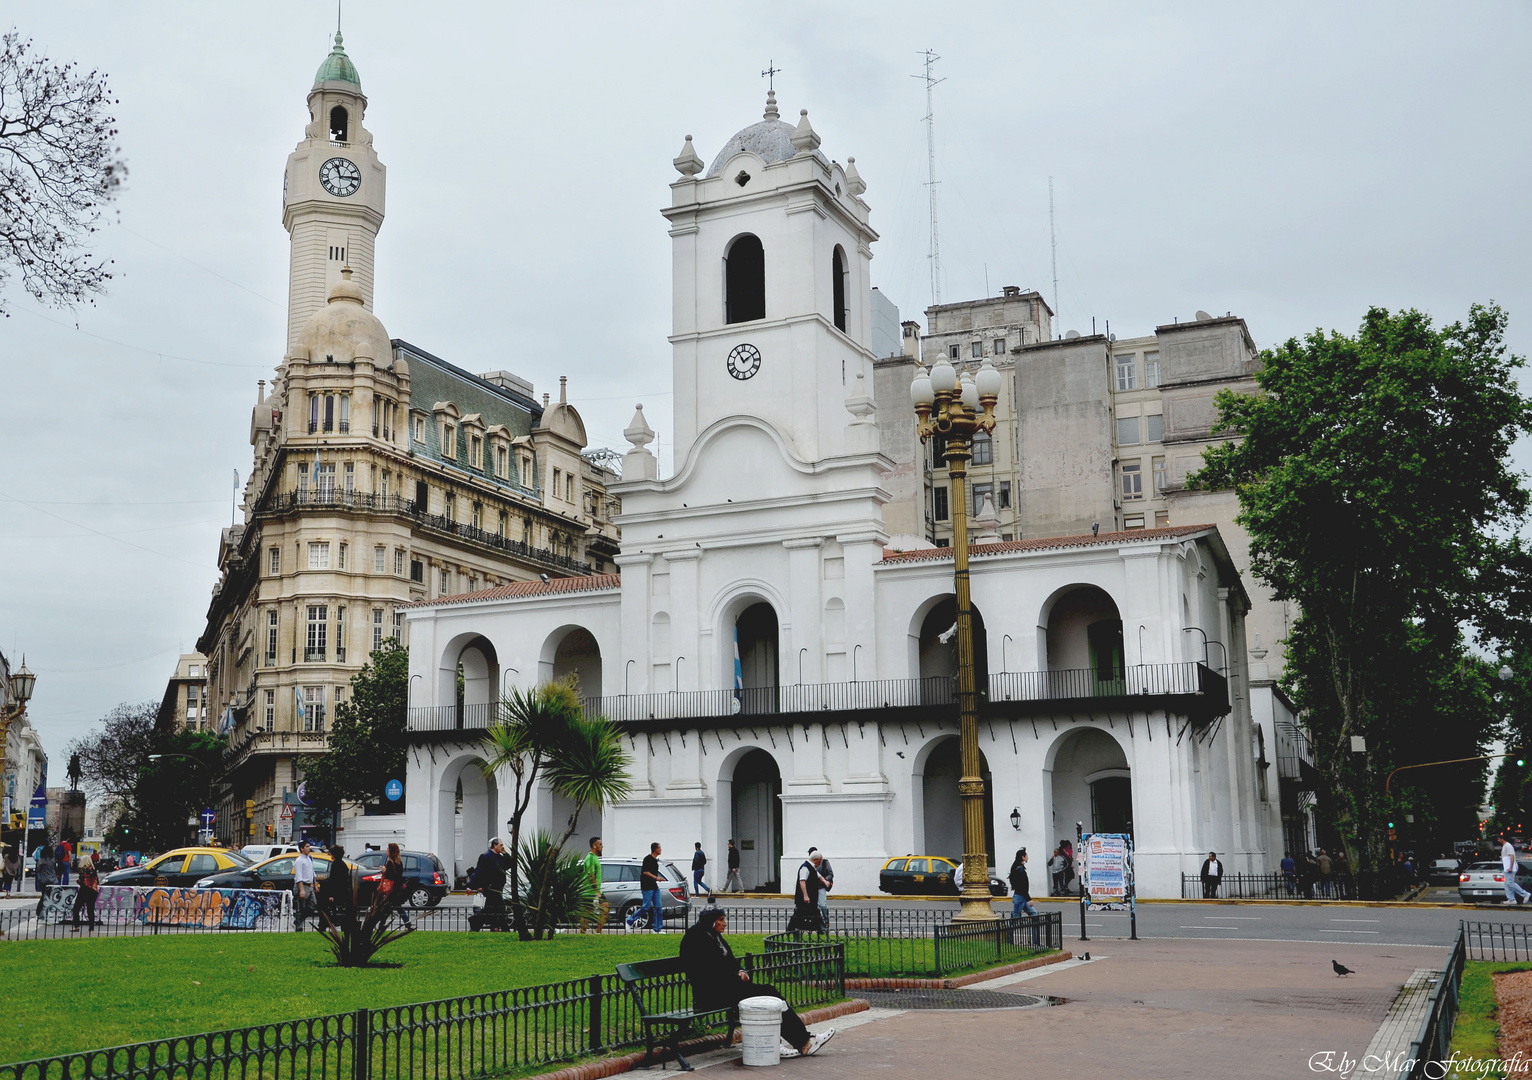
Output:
297,781,312,805
385,779,403,802
200,808,216,826
279,803,294,821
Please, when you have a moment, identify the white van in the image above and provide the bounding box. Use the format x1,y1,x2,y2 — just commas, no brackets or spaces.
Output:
239,843,301,863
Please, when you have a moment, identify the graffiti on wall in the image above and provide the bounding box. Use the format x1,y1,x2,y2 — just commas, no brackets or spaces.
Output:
40,885,292,929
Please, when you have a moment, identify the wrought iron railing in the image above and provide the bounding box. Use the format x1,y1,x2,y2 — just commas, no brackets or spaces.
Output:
764,910,1060,978
261,491,587,575
1181,871,1358,900
0,938,844,1080
1463,919,1532,961
1403,923,1466,1080
989,662,1216,702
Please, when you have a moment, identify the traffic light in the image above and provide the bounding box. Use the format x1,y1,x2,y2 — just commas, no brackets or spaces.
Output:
265,824,273,837
1518,759,1525,767
245,800,255,819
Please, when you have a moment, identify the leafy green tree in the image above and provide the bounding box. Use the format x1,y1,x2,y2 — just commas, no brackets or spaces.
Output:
300,641,409,812
1191,304,1532,879
479,679,630,938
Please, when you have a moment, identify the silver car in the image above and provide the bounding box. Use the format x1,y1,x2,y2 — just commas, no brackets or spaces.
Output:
600,857,692,925
1458,859,1532,903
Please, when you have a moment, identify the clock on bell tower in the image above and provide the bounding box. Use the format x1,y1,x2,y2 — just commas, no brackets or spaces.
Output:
281,31,386,351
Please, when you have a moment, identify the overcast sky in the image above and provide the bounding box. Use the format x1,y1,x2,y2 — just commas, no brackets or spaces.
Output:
4,2,1530,770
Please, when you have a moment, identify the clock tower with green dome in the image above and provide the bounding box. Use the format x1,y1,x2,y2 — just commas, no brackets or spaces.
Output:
282,30,387,351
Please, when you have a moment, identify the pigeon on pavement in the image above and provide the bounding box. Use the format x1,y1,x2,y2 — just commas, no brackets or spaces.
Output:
1333,960,1356,977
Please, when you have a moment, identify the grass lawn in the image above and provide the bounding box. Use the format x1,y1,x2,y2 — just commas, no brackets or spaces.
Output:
1450,961,1532,1080
0,932,768,1064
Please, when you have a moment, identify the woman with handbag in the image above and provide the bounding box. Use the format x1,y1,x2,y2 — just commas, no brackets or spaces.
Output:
376,843,412,928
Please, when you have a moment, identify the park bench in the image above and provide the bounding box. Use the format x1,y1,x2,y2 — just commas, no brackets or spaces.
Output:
615,956,738,1071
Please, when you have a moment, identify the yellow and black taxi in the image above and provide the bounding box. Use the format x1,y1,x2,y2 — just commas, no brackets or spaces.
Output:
192,850,361,893
100,846,253,888
878,855,1008,896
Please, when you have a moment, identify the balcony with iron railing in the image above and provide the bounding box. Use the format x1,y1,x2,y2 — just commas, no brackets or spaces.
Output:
260,489,591,575
407,661,1229,737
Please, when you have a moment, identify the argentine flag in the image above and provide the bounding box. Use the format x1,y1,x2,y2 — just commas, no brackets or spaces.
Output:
295,685,308,726
732,626,743,713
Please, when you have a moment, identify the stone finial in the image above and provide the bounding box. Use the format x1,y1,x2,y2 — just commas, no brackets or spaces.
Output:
559,375,568,405
673,135,704,177
843,372,879,454
622,404,658,481
844,156,866,196
763,89,780,122
973,493,1001,544
790,108,821,154
1249,633,1268,661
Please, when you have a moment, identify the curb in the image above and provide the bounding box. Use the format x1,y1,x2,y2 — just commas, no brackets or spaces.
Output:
528,999,870,1080
844,949,1072,990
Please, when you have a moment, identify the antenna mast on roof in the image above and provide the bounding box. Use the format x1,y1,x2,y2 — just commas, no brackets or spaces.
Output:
1049,177,1059,326
913,50,945,306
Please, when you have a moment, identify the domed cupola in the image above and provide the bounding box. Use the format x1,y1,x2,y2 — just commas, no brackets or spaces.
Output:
314,30,361,88
705,91,803,177
296,266,392,367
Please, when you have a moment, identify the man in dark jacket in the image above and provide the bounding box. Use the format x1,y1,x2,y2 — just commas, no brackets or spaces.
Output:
787,850,825,932
724,840,743,893
1199,852,1222,899
679,907,834,1057
469,838,510,932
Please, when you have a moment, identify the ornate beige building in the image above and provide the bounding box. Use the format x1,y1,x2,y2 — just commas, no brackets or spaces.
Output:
156,653,210,733
196,35,620,845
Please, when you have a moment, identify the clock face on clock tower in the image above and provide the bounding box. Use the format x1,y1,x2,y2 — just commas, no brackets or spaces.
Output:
319,157,362,197
726,343,762,381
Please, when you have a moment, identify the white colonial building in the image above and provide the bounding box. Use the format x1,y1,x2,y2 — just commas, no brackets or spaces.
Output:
402,92,1283,899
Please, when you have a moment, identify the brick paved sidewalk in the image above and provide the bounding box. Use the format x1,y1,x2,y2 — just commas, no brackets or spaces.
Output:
787,938,1449,1080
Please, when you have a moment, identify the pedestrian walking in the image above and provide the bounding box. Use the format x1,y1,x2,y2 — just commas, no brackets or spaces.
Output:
293,840,317,930
814,849,834,927
33,846,56,916
1503,834,1532,905
69,852,100,931
691,842,715,900
787,850,825,932
2,847,18,893
468,838,511,932
1280,852,1297,895
318,844,354,922
680,907,835,1058
639,842,666,932
1317,850,1333,898
1009,848,1040,944
1060,840,1076,893
55,841,71,887
581,837,607,932
376,843,412,928
723,839,744,894
1200,851,1222,899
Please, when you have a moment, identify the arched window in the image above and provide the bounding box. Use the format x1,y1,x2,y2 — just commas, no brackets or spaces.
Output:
832,246,848,332
329,105,349,143
725,234,765,324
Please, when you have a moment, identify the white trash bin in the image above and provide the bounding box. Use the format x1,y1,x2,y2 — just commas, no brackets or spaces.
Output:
737,996,788,1067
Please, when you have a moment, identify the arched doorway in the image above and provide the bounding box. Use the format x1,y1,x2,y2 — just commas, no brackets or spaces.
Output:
915,596,988,704
437,755,498,885
729,749,782,890
918,735,995,868
1044,587,1123,695
549,627,603,700
446,635,498,728
737,602,779,715
1049,727,1132,844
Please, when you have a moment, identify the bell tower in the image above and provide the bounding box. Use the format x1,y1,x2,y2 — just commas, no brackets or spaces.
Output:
282,31,386,351
663,92,878,467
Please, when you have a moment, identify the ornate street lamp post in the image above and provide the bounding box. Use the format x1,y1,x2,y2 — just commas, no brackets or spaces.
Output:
911,357,1002,922
1,660,37,808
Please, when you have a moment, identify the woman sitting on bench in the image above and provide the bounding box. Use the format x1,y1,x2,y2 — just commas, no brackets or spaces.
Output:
678,906,834,1058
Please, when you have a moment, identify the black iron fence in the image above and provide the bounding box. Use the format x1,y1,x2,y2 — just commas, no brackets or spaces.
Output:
1180,871,1358,901
0,939,845,1080
1462,919,1532,961
1402,923,1466,1080
757,907,1060,978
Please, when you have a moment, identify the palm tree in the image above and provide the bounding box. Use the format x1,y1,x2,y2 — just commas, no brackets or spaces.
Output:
480,678,630,938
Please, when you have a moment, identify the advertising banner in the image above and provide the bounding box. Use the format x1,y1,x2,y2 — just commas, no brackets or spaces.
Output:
1080,832,1134,912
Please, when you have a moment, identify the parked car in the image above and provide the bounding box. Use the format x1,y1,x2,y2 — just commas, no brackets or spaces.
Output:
239,844,301,863
878,855,1007,897
102,847,252,888
1428,858,1463,885
598,857,691,925
193,851,359,892
353,850,450,908
1459,859,1532,903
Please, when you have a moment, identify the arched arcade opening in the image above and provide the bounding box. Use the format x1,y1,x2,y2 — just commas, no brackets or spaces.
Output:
916,735,996,870
436,754,499,886
1049,727,1133,846
724,748,782,891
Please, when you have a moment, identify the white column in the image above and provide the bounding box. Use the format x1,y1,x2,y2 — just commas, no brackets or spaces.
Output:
666,550,702,690
784,538,823,686
617,552,653,695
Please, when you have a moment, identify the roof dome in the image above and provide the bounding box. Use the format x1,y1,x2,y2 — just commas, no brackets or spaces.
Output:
314,31,361,88
297,268,391,368
706,91,797,177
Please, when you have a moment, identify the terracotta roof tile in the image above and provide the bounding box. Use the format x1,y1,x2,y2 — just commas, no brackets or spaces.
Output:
404,572,621,608
879,524,1212,564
